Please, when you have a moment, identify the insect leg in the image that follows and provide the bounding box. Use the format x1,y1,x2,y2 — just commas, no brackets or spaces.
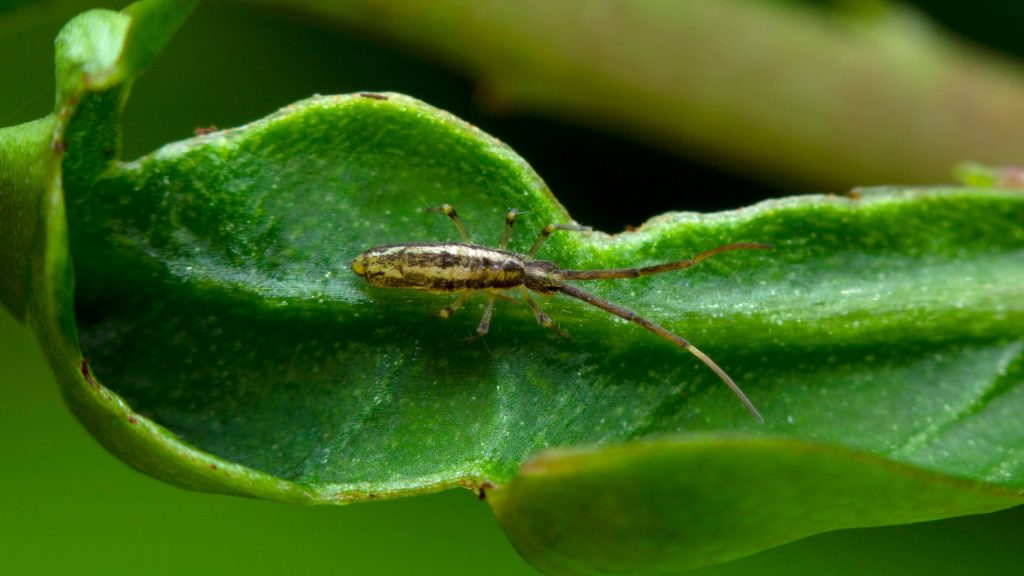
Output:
465,295,496,342
561,242,772,280
519,286,571,339
527,223,592,257
439,291,471,318
426,204,471,242
557,283,763,422
499,209,521,250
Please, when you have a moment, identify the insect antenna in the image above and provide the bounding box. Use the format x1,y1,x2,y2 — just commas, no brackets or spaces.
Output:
557,283,763,422
561,242,771,280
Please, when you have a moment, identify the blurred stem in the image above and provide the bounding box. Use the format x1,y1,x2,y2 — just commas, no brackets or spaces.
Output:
242,0,1024,189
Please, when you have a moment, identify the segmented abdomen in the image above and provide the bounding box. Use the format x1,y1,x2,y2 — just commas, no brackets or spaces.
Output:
352,242,526,291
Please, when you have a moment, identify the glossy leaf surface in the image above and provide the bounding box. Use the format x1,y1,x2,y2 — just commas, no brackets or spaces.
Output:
1,2,1022,573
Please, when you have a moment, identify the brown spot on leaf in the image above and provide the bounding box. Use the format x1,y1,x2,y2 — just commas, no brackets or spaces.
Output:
80,357,95,387
193,125,219,136
477,481,495,501
359,92,388,100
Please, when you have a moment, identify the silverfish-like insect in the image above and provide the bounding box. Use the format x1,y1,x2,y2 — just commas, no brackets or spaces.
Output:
351,205,771,421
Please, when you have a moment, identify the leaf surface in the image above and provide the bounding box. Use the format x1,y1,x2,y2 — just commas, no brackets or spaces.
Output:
1,1,1023,572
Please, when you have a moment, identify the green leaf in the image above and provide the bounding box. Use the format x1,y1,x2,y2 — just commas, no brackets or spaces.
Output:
3,2,1023,573
69,114,1024,565
0,115,59,322
489,436,1024,575
0,0,292,499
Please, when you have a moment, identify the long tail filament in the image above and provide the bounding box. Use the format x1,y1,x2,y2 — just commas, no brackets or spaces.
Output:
558,284,762,422
561,242,771,280
556,241,771,421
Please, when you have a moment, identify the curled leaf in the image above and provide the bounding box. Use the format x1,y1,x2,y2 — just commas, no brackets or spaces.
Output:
1,2,1022,573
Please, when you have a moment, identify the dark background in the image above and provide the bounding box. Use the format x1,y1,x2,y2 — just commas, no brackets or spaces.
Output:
2,1,1023,574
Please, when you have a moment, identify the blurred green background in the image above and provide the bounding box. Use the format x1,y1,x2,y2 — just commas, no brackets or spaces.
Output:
3,1,1024,574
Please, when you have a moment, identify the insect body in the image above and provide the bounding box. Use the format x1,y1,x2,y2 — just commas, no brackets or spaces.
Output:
352,205,771,421
351,243,530,292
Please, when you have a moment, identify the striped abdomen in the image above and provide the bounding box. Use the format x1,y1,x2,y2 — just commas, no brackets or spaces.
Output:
352,242,526,291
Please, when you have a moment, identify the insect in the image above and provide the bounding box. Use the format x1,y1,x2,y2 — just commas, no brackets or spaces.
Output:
351,205,771,421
